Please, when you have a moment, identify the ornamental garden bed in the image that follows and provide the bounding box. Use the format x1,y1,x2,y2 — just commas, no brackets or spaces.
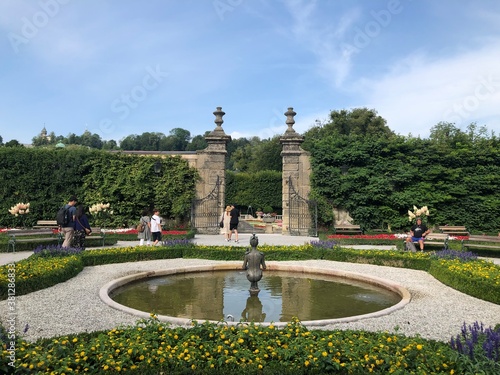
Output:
326,233,476,252
0,243,499,374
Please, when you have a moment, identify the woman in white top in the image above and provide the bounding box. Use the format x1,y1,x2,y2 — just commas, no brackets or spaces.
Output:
151,209,162,246
223,205,232,241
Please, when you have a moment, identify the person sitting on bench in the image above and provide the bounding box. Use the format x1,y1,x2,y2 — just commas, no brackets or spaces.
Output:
406,217,430,251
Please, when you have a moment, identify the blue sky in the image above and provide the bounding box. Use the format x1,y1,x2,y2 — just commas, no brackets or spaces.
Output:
1,0,499,145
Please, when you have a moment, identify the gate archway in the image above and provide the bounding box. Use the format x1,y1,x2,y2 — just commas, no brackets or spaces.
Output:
288,176,317,236
191,175,222,234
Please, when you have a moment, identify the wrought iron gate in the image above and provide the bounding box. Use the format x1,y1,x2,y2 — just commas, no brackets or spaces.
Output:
288,176,317,236
191,175,222,234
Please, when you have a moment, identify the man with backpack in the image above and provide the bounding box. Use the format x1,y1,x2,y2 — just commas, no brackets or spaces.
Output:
59,196,77,247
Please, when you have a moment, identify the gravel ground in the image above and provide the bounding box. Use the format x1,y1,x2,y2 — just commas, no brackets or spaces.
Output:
2,256,499,343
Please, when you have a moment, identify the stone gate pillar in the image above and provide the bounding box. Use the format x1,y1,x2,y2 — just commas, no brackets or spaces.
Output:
280,108,311,235
194,107,231,231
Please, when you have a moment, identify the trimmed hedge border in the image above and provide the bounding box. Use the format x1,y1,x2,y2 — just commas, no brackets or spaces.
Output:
1,243,498,305
429,260,500,305
0,255,83,299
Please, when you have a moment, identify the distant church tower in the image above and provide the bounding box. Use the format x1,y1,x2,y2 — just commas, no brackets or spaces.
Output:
40,126,51,142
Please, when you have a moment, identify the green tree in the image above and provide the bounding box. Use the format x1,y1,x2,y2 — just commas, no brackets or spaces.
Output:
226,137,251,171
186,134,208,151
247,135,282,172
32,134,50,146
102,139,119,150
168,128,191,150
119,134,140,150
5,139,23,147
303,108,394,150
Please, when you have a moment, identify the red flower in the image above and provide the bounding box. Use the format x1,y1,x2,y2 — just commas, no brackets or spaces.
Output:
327,234,398,240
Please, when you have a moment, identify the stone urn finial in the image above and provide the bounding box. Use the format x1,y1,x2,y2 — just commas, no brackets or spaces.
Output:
213,107,225,129
284,107,297,134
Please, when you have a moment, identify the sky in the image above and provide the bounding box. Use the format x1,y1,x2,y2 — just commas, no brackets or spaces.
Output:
1,0,500,145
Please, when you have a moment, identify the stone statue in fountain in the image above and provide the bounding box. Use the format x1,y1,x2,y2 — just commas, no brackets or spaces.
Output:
243,234,267,295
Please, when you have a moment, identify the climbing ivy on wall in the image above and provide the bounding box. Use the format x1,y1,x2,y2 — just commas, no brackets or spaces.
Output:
0,147,198,228
306,133,500,232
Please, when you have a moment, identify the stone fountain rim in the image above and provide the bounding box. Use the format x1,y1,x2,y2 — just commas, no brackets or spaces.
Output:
99,261,411,327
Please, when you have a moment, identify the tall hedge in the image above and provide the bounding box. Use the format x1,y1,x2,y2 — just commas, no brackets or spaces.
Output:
225,170,282,213
307,134,500,232
0,147,198,228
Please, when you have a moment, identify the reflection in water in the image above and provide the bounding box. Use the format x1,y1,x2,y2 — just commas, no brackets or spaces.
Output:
241,295,266,322
110,271,401,323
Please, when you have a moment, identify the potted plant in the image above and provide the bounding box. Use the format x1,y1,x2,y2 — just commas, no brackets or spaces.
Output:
262,213,275,223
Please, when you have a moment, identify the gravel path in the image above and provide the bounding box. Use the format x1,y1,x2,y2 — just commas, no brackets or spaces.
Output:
2,257,499,343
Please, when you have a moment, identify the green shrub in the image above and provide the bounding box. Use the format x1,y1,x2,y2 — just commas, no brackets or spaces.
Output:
2,317,473,374
0,255,83,299
429,258,500,304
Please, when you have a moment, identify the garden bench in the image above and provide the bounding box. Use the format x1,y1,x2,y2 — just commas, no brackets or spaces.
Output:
404,233,449,251
438,226,469,236
84,227,107,247
33,220,59,229
461,235,500,251
7,229,62,252
333,224,362,235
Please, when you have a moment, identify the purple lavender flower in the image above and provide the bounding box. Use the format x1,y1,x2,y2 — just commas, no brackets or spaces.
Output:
450,321,500,363
162,239,192,247
431,249,478,262
310,240,337,249
33,244,84,257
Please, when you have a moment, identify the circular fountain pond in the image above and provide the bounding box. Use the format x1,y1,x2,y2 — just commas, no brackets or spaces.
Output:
101,264,410,326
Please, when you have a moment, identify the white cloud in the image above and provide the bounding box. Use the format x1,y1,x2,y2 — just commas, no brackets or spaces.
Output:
282,0,361,87
359,41,500,136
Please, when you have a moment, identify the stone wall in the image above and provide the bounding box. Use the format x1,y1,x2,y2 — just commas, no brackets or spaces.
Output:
119,106,317,235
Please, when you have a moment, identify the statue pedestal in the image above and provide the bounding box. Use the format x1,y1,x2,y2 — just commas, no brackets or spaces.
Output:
265,224,273,233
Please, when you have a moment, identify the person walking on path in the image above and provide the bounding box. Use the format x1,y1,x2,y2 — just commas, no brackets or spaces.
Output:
222,205,232,241
150,208,162,246
229,205,240,243
138,208,152,246
61,196,77,248
73,204,92,248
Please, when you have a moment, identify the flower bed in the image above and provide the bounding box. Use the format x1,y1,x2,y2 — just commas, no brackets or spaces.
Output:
1,244,500,373
3,317,488,374
103,228,188,235
327,233,469,241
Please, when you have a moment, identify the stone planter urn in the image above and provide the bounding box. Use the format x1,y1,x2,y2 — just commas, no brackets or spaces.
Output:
262,216,275,223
